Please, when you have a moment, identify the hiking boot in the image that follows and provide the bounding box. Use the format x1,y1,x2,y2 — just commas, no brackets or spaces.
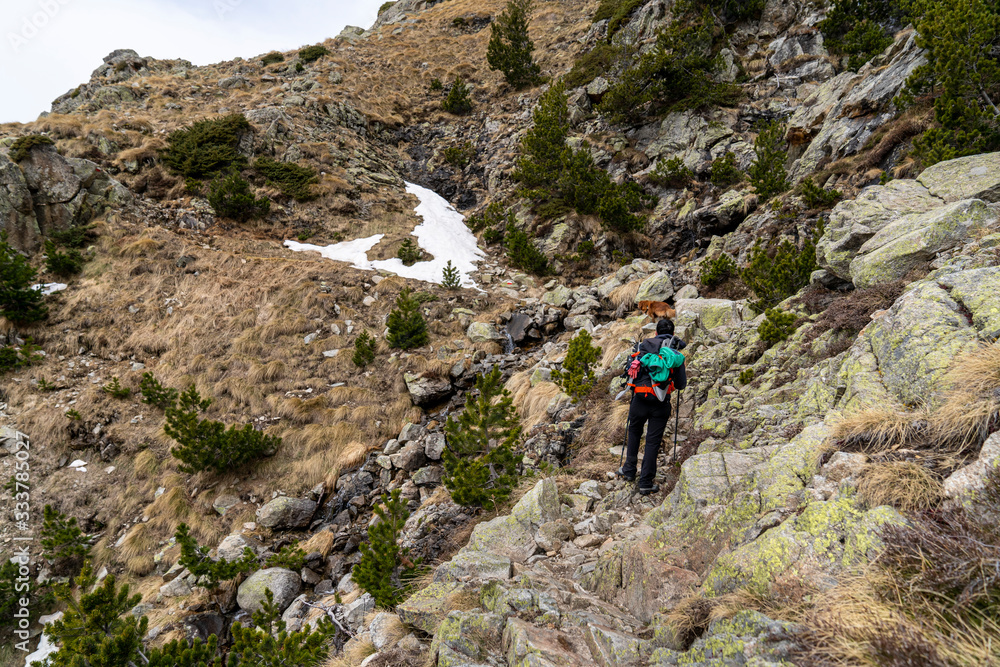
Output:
616,467,635,482
638,483,660,495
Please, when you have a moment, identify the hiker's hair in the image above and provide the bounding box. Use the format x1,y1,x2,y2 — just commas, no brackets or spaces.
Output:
656,319,674,335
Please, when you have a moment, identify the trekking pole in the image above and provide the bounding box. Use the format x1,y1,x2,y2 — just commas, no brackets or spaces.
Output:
619,393,632,470
672,390,682,462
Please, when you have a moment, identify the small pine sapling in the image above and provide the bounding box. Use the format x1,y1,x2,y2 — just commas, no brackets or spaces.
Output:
44,239,84,277
700,253,738,288
397,238,423,266
758,308,800,345
102,376,131,399
41,505,90,575
747,120,790,201
352,331,377,367
265,543,307,570
552,329,603,402
387,288,430,350
710,152,742,187
442,366,522,509
486,0,542,89
800,177,842,209
442,77,474,114
442,260,462,289
0,231,48,325
353,489,418,608
175,523,257,588
140,372,178,410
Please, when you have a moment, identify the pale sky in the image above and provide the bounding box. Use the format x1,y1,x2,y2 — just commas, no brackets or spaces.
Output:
1,0,387,123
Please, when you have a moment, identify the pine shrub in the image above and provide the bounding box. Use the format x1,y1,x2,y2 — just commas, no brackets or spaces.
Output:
42,563,147,667
175,523,257,588
442,367,522,509
9,134,55,162
352,331,377,367
504,226,550,274
266,543,307,571
739,367,754,384
593,0,647,36
800,177,842,208
139,372,178,410
49,225,95,249
0,341,41,374
442,141,475,168
758,308,800,345
261,51,284,65
710,152,742,187
430,77,444,91
298,45,330,63
819,0,904,70
513,84,570,189
648,157,693,188
353,489,417,608
741,231,820,310
442,77,474,114
552,329,603,402
160,113,252,179
700,253,738,288
165,385,279,474
387,288,430,350
442,260,462,289
0,560,53,633
207,170,271,222
102,376,131,398
487,0,542,88
253,157,319,201
41,505,90,574
747,120,790,201
43,239,84,277
397,238,423,266
0,232,48,325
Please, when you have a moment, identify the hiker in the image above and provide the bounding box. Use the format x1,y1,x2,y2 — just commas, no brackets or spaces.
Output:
618,318,687,494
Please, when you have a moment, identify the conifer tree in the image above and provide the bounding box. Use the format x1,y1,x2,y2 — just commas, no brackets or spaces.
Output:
397,238,422,266
552,329,603,402
41,505,90,575
442,366,522,509
0,231,48,325
442,77,474,114
387,288,429,350
165,385,279,473
747,120,790,201
353,490,416,609
352,331,377,367
442,260,461,290
487,0,542,89
43,562,148,667
513,83,569,189
174,523,257,589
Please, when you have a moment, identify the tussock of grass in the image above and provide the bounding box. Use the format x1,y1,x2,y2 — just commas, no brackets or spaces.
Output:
831,404,923,454
856,461,942,512
608,278,644,310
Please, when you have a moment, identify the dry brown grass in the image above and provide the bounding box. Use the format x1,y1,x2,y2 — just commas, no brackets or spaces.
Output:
608,279,644,309
830,404,923,454
324,636,377,667
300,529,337,558
855,462,942,512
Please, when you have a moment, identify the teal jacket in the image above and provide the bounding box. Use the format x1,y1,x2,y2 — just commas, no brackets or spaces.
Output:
639,346,685,383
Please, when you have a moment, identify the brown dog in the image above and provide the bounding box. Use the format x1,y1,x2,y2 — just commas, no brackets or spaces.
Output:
638,300,676,319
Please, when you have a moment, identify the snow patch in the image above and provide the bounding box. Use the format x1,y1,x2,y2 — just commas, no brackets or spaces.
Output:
32,283,68,295
25,612,63,665
284,182,483,287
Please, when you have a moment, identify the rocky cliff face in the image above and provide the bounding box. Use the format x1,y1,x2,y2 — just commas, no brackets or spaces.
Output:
1,0,999,665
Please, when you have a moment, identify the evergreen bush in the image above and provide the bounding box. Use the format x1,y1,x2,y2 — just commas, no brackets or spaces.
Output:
443,366,522,509
165,385,279,474
430,78,444,91
442,77,474,114
487,0,542,89
387,288,430,350
648,156,693,188
43,240,84,277
593,0,647,36
352,331,377,367
102,376,131,399
9,134,55,162
175,523,257,588
0,232,48,325
747,120,790,201
207,170,271,222
253,157,319,201
739,367,754,384
758,308,800,345
740,230,820,310
800,177,842,208
899,0,1000,165
442,141,475,168
552,329,603,402
710,152,742,187
397,238,423,266
139,372,178,410
261,51,284,65
353,489,417,608
700,253,737,288
49,225,95,249
504,226,550,274
442,260,462,289
513,84,570,189
160,114,251,179
298,45,330,63
265,543,307,571
819,0,904,70
41,505,90,575
0,560,53,634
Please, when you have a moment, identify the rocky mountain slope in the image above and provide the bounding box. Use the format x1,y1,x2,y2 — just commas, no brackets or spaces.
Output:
1,0,999,665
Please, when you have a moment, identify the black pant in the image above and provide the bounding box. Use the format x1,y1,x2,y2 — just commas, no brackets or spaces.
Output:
623,394,671,487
